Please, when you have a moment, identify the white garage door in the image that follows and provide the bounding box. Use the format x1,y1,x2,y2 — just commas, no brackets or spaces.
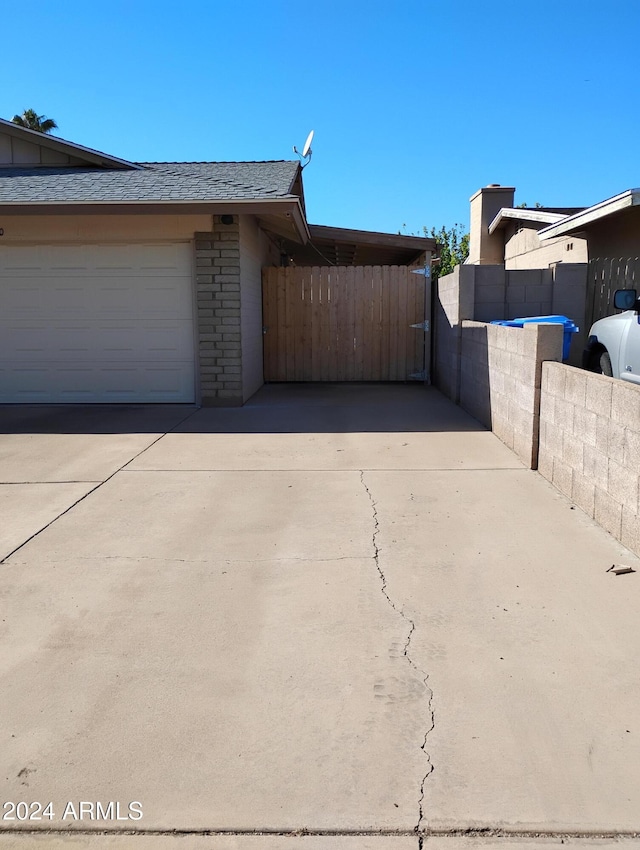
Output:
0,243,196,403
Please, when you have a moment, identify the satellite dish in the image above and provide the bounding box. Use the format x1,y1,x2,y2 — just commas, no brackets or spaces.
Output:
293,130,315,168
302,130,314,158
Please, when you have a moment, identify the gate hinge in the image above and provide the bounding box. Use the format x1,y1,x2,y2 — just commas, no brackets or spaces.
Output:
262,326,268,335
410,320,430,331
409,370,427,381
411,266,432,278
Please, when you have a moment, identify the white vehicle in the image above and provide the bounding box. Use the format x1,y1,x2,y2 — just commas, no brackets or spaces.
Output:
584,289,640,383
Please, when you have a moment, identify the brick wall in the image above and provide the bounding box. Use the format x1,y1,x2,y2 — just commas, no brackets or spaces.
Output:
539,363,640,557
194,217,242,405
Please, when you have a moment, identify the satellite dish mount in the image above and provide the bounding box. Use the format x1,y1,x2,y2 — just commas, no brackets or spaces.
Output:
293,130,314,169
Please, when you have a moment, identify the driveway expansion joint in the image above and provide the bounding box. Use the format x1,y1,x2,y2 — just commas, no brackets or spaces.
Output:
0,406,200,566
359,470,434,840
4,827,639,839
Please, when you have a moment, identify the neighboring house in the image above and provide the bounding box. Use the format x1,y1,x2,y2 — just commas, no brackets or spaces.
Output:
466,184,588,269
0,118,432,405
537,188,640,260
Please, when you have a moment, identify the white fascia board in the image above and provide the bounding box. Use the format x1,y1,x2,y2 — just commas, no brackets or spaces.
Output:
0,196,310,241
538,189,640,241
488,208,568,235
0,196,299,206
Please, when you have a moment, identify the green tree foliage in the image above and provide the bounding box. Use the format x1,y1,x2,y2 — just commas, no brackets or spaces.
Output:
428,224,469,280
11,109,58,134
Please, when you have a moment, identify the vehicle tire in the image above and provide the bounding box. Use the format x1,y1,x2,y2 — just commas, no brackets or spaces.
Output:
599,350,613,377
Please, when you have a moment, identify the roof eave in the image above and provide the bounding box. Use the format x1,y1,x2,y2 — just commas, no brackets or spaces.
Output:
308,224,436,252
0,197,309,231
488,207,569,235
538,189,640,241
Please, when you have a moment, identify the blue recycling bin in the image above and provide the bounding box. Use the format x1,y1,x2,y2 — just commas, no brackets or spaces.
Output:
491,315,579,361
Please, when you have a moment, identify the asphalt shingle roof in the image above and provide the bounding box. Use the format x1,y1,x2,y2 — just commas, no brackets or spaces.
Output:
0,161,301,203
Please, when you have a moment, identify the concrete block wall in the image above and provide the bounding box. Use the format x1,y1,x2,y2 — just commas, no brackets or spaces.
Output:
539,363,640,557
434,265,474,402
435,263,588,390
194,217,243,406
474,263,586,367
459,321,563,467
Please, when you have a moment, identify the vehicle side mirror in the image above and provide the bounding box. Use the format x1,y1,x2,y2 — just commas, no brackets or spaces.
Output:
614,289,639,310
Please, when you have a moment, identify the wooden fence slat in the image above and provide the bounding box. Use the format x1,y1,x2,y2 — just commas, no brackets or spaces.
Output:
348,266,358,380
371,265,383,380
300,269,312,380
389,266,401,380
398,266,408,379
404,267,416,375
276,267,287,380
318,267,329,380
310,267,321,381
336,266,347,381
262,268,271,380
415,269,426,375
354,266,365,380
326,267,337,380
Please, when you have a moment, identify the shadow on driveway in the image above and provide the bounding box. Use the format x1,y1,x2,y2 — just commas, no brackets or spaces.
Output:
0,383,484,435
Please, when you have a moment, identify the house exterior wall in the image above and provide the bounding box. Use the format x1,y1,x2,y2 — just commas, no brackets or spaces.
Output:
503,221,587,269
538,362,640,557
0,214,213,243
239,215,272,403
581,206,640,259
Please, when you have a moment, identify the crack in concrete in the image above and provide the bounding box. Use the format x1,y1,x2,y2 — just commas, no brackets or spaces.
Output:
359,470,434,842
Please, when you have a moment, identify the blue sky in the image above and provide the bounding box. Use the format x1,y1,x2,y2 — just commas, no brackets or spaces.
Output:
3,0,640,235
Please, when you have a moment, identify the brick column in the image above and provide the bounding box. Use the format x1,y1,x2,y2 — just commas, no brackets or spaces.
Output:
194,216,242,405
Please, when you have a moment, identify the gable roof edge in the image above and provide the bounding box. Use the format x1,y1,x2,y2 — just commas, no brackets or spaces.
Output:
538,189,640,241
0,117,142,170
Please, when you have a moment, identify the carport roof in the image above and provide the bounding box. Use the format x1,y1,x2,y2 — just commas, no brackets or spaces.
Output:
275,224,436,266
0,160,302,204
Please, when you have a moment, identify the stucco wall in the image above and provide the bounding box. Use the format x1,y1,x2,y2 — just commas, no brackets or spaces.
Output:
503,221,587,270
239,215,272,403
0,213,213,243
538,363,640,557
583,206,640,259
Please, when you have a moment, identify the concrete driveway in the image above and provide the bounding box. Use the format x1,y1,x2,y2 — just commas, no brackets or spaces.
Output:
1,385,639,850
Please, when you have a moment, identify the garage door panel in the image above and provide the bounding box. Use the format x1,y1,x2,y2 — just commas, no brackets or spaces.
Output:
2,321,194,363
0,243,196,403
1,282,193,321
0,362,194,403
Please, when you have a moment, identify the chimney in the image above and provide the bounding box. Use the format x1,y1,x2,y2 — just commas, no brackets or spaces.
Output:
467,184,515,265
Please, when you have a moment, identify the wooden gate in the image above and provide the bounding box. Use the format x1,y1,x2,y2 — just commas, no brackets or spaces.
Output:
262,265,427,381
